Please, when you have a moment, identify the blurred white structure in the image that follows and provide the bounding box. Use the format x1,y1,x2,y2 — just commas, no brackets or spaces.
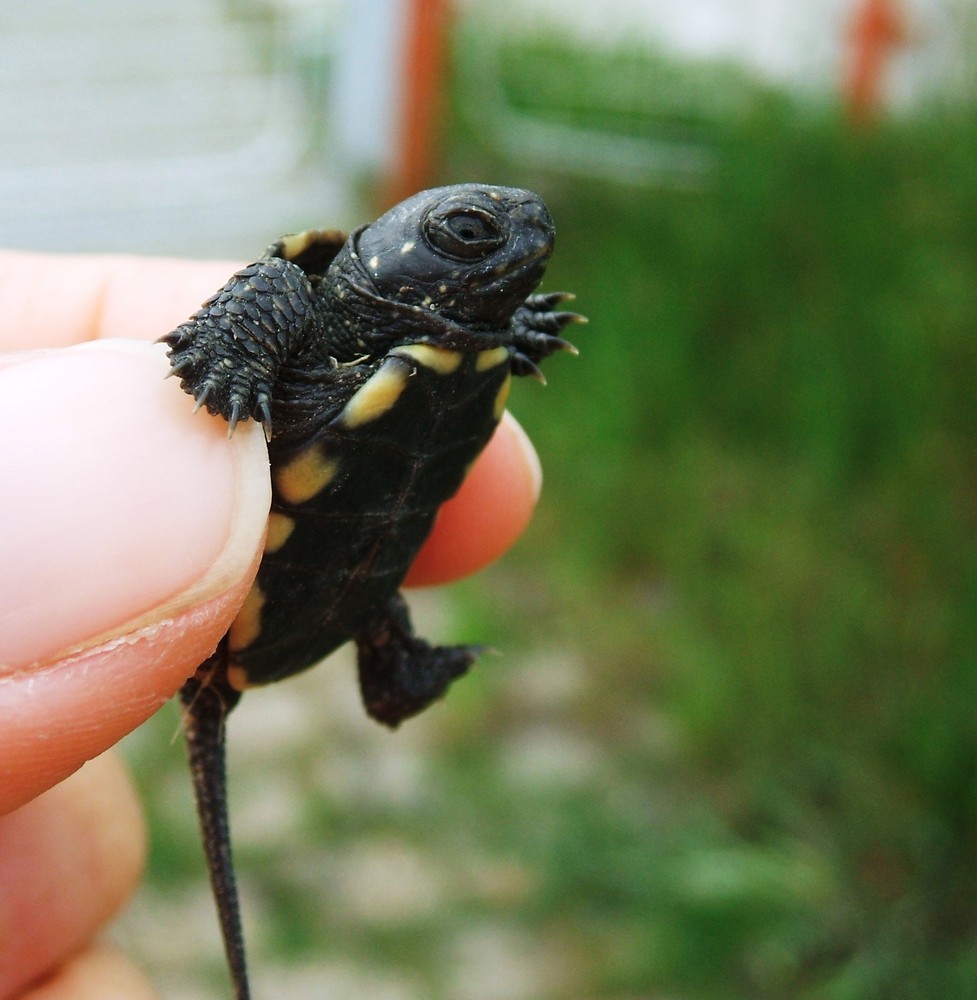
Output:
0,0,348,256
0,0,970,254
468,0,974,106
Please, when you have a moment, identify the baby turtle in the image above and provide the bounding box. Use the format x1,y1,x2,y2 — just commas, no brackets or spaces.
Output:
162,183,582,999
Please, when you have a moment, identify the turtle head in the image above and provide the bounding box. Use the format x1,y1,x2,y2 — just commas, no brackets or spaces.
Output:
347,184,555,332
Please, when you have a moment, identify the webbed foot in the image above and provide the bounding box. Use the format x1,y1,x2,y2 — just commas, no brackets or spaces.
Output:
355,593,480,728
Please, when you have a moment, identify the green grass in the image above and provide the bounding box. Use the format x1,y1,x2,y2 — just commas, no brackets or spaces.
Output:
125,40,977,1000
443,40,977,995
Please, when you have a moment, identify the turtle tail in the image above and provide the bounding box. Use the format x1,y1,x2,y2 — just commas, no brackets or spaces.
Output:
179,646,251,1000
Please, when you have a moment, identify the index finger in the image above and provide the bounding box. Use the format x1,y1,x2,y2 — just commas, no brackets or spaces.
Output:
0,250,234,348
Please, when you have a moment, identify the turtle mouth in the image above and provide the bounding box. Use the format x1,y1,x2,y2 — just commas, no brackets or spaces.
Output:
493,244,552,285
450,246,552,328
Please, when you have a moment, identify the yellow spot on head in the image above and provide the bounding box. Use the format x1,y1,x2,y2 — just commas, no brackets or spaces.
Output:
476,346,510,371
493,373,512,420
228,583,265,654
368,255,380,271
391,343,462,374
400,241,416,253
264,512,296,552
339,358,410,427
274,446,339,504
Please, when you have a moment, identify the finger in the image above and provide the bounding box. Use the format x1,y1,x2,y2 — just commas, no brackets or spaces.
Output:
0,251,234,349
0,754,150,1000
405,411,542,586
0,342,270,813
0,250,543,590
20,944,158,1000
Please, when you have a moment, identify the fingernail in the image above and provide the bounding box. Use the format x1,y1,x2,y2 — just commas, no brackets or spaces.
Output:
0,341,270,670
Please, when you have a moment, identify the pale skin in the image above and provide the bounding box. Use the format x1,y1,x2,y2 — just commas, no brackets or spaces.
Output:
0,251,542,1000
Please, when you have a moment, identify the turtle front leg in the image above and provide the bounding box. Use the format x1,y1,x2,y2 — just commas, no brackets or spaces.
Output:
160,257,321,435
509,291,586,378
355,593,481,728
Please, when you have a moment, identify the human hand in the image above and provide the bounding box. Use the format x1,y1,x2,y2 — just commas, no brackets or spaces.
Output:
0,250,542,998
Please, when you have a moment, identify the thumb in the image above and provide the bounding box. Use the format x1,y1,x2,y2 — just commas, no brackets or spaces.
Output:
0,340,270,814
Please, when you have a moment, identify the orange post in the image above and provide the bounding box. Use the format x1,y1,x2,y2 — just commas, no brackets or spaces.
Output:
844,0,908,125
385,0,452,207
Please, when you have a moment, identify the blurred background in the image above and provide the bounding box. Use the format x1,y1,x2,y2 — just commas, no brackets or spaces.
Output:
6,0,977,997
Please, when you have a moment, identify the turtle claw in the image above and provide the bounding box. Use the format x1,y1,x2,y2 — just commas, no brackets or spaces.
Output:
511,354,547,382
159,327,191,350
511,292,587,367
227,400,241,436
523,308,587,336
216,391,271,437
537,331,579,354
192,382,212,414
257,395,273,441
523,290,575,310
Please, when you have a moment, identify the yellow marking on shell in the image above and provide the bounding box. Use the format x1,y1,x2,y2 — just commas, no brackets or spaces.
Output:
339,359,411,427
476,346,510,371
493,373,512,419
226,664,254,691
278,231,321,259
264,512,296,553
228,583,265,654
274,446,339,504
391,343,462,374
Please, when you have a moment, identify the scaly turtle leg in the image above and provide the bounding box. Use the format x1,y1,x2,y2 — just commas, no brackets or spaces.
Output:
356,593,480,728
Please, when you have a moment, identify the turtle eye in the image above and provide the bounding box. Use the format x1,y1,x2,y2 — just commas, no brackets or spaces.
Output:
423,208,507,261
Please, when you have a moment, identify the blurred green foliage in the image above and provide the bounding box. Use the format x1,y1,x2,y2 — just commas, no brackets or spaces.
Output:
444,38,977,999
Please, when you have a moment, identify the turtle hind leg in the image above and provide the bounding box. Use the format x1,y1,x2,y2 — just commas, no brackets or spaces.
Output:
355,593,481,728
180,649,252,1000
